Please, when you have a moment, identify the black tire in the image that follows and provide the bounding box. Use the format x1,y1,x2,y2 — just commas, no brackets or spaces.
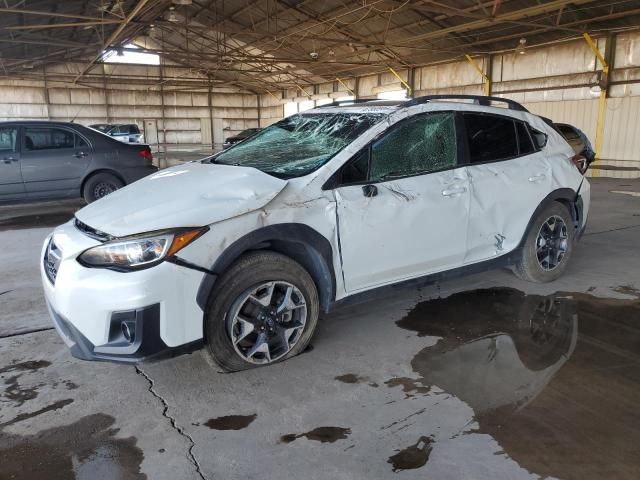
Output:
82,172,124,203
514,201,574,283
205,251,319,372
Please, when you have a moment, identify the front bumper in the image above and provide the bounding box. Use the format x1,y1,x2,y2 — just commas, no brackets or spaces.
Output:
41,222,205,362
46,301,194,362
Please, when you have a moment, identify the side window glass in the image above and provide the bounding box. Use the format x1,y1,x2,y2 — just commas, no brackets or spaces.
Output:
370,112,457,182
76,135,89,148
517,122,535,155
24,128,74,151
0,127,18,152
340,149,369,185
464,113,517,163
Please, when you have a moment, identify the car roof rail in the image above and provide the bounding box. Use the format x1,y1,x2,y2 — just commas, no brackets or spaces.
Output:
402,94,529,112
314,98,404,108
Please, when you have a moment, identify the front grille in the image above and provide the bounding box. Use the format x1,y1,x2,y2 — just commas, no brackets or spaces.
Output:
44,238,61,284
74,218,112,241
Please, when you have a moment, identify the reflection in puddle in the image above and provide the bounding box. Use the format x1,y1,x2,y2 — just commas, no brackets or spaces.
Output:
395,287,640,479
0,414,145,479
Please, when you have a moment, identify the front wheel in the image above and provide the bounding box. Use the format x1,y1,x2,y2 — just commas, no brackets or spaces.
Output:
205,251,319,372
514,202,575,283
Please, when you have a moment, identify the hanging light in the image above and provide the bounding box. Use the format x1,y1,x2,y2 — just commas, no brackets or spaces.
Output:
516,38,527,55
167,6,178,22
116,47,125,57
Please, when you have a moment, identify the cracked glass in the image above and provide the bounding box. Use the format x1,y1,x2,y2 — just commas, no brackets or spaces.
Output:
212,112,384,178
370,112,457,181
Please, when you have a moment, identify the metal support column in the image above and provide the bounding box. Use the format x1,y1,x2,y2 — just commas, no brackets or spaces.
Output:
465,54,490,96
583,32,609,177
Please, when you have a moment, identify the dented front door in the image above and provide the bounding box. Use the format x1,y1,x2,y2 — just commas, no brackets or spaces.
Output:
334,111,470,293
335,169,470,292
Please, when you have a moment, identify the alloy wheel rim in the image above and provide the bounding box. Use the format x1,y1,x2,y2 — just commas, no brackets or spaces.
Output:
94,182,116,199
535,215,568,271
227,281,307,365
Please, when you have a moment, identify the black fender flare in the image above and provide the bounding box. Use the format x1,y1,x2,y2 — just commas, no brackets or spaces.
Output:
196,223,336,313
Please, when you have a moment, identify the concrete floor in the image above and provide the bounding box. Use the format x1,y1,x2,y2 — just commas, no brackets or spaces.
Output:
1,178,639,480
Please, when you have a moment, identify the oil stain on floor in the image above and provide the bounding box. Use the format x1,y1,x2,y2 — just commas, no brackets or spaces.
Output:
205,414,257,430
390,287,640,480
280,426,351,444
0,413,146,480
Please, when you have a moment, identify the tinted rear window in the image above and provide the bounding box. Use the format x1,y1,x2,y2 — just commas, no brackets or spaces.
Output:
464,113,517,163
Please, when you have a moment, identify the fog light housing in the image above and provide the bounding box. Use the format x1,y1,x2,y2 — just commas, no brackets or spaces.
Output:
121,321,136,343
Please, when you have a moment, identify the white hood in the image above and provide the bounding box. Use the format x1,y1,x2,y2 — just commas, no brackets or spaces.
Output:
75,163,287,237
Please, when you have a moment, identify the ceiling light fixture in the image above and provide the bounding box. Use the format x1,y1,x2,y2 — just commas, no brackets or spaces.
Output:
172,0,192,4
516,38,527,55
167,6,178,22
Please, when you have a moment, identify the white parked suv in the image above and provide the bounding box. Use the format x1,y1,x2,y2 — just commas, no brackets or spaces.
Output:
42,95,590,371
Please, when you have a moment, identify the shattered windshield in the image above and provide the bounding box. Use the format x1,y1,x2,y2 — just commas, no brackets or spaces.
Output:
211,112,384,178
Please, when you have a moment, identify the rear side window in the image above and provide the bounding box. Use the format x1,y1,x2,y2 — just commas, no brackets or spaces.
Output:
464,113,517,163
0,127,17,152
370,112,457,181
516,122,535,155
24,127,74,150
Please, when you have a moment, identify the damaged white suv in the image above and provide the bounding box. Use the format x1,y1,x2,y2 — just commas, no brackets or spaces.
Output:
42,95,590,371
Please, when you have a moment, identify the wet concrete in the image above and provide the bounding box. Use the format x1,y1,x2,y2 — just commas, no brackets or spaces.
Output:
0,414,146,479
205,414,256,430
396,287,640,480
280,426,352,444
388,436,434,472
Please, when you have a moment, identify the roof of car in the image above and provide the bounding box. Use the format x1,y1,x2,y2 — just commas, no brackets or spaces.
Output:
0,120,80,126
308,95,529,116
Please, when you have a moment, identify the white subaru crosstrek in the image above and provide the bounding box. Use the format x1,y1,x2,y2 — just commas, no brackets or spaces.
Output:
41,95,590,371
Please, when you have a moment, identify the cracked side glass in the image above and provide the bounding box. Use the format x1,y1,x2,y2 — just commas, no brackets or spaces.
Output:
211,113,384,178
370,112,457,182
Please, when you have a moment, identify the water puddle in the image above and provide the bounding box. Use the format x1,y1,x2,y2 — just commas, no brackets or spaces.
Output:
392,287,640,479
205,414,257,430
280,426,351,444
387,436,433,472
1,360,52,407
0,413,145,479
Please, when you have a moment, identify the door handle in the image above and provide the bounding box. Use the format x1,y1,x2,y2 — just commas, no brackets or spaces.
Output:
73,151,88,158
362,184,378,197
528,174,546,182
442,186,467,197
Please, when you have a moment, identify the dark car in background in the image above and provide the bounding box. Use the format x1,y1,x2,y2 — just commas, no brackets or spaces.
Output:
553,122,595,173
0,121,157,203
222,128,262,149
90,123,144,144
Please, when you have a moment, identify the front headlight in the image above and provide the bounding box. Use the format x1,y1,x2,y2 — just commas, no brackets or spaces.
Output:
77,227,208,270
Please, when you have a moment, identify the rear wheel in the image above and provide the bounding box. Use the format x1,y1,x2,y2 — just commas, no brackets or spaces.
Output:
205,251,319,372
83,172,124,203
514,202,574,283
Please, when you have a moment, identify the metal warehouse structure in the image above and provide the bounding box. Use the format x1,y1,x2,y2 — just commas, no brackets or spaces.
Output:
1,1,639,176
